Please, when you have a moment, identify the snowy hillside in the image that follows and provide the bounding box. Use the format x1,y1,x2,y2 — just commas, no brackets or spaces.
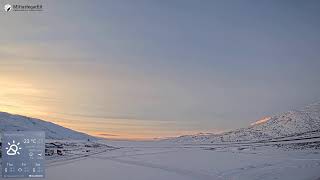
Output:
168,102,320,143
0,112,97,140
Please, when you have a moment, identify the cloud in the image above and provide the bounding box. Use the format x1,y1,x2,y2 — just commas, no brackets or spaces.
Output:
98,133,119,137
53,112,143,121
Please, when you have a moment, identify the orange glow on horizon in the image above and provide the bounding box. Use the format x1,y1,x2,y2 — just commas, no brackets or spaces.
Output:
0,75,218,140
0,104,205,141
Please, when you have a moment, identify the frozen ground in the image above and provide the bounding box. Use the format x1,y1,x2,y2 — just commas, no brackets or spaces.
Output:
1,139,320,180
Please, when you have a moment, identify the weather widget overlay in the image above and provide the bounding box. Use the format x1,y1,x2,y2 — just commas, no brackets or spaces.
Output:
1,131,45,178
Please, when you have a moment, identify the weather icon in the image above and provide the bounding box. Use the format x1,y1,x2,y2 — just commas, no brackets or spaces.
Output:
4,4,12,12
6,140,22,156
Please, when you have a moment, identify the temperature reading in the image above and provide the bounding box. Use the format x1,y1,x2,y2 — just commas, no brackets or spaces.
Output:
23,139,39,144
23,139,37,144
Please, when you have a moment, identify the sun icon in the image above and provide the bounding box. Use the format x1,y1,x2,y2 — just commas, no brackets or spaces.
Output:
6,140,22,156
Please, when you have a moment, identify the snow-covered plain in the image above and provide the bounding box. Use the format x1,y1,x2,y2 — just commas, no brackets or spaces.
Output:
2,140,318,180
45,140,320,180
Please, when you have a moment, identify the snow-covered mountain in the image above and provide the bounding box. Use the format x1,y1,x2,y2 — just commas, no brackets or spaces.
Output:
0,112,97,140
168,101,320,143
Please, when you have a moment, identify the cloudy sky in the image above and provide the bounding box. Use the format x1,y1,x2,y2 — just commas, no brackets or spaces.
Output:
1,0,320,139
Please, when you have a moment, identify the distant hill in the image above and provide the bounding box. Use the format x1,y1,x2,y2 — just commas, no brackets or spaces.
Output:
0,112,97,140
167,101,320,143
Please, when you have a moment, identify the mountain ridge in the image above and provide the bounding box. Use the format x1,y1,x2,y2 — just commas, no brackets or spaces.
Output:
0,111,97,140
166,101,320,143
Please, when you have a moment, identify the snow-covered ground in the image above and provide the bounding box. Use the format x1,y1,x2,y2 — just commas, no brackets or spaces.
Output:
46,140,320,180
2,139,319,180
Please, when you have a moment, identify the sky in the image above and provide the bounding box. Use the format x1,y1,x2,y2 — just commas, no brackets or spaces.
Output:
0,0,320,140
